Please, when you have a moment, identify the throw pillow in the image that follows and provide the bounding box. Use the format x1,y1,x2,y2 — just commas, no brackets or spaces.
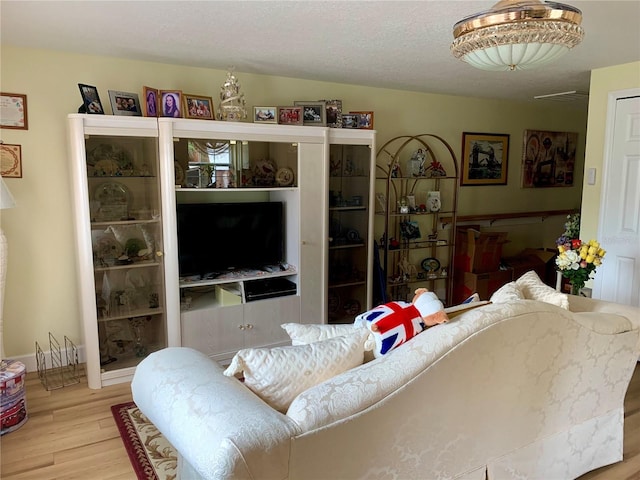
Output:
281,323,375,352
515,270,569,309
490,281,525,303
223,330,368,412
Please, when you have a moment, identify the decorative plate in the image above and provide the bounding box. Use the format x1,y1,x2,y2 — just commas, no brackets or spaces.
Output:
94,181,131,206
421,257,441,273
275,167,294,186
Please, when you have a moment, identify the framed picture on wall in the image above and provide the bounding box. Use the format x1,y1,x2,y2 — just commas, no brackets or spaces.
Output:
521,129,578,188
460,132,510,186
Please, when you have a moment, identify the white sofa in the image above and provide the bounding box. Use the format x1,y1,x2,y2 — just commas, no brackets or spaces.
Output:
132,297,640,480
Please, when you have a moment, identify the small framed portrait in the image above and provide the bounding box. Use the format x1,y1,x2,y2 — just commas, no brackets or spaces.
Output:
351,111,374,129
294,101,326,126
159,90,183,118
341,114,359,129
184,94,215,120
0,92,28,129
78,83,105,114
253,106,277,123
461,132,510,186
108,90,142,116
143,86,159,117
321,99,342,128
277,106,303,125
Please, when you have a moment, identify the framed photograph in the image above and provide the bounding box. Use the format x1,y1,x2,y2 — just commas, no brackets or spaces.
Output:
351,111,374,129
294,101,326,126
342,113,359,129
108,90,142,116
321,99,342,128
0,143,22,178
0,93,28,129
159,90,183,118
78,83,105,114
277,106,303,125
142,86,159,117
522,129,578,188
184,94,215,120
460,132,510,186
253,106,277,123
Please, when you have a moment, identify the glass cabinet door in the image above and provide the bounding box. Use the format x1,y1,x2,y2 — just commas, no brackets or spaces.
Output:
84,134,166,378
327,143,372,323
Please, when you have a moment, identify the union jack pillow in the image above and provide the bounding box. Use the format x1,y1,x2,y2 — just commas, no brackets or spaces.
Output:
354,301,426,357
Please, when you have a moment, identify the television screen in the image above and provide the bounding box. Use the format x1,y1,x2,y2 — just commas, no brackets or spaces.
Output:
176,202,284,277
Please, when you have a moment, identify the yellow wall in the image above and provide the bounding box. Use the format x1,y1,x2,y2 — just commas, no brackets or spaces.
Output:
580,62,640,243
1,45,587,359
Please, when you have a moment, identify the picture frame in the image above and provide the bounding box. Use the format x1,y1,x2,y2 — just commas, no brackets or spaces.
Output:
142,86,159,117
460,132,510,186
159,90,183,118
522,129,578,188
0,92,28,129
108,90,142,116
351,111,374,129
321,99,342,128
184,94,215,120
78,83,105,114
253,106,277,123
277,106,303,125
293,101,326,126
0,143,23,178
342,113,359,129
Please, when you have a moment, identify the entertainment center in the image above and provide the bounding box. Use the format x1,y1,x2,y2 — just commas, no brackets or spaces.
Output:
68,114,376,387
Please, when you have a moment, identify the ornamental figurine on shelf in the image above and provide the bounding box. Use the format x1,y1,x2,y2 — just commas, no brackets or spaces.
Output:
218,69,247,121
425,158,447,177
409,149,426,177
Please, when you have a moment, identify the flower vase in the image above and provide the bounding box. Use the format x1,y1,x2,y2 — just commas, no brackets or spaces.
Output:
570,283,582,296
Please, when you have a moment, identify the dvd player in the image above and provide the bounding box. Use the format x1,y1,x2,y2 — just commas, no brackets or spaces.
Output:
244,278,297,302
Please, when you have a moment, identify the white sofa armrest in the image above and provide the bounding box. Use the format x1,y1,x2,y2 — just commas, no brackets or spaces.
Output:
131,347,300,480
568,295,640,329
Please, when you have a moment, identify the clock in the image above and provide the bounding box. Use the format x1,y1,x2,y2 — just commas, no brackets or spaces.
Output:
276,167,294,186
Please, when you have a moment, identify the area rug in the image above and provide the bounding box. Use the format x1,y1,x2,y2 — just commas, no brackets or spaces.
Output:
111,402,177,480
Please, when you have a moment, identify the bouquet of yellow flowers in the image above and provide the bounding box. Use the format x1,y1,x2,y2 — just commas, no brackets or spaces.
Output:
555,237,606,293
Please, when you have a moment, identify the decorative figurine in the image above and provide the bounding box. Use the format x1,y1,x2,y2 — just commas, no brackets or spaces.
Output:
218,69,247,121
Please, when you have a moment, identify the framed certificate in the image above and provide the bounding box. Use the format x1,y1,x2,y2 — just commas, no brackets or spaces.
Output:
0,92,28,129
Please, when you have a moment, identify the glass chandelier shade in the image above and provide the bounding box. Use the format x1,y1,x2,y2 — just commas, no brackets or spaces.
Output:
451,0,584,71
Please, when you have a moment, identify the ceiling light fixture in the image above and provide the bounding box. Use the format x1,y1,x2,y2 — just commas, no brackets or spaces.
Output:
451,0,584,71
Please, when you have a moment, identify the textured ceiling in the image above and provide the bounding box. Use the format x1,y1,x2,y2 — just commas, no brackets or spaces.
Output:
2,1,640,108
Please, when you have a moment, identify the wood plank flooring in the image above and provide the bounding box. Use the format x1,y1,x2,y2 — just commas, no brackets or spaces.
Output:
1,364,639,479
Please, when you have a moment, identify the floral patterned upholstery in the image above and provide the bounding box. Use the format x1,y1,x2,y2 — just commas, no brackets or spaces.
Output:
132,297,640,480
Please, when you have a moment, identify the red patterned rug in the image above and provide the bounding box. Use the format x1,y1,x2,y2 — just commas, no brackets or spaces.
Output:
111,402,177,480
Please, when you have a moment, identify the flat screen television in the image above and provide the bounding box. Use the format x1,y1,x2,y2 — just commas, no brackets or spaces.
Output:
176,201,284,277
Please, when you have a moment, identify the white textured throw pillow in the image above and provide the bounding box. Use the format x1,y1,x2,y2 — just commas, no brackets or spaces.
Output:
515,270,569,309
281,323,375,351
223,330,368,412
490,281,525,303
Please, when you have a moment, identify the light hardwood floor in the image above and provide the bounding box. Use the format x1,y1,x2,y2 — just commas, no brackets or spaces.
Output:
1,364,640,479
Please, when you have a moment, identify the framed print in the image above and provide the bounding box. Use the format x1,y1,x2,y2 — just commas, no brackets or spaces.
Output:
0,93,28,129
294,101,326,126
184,94,215,120
342,113,359,129
108,90,142,116
143,86,159,117
1,143,22,178
159,90,183,118
78,83,105,114
321,99,342,128
253,106,277,123
522,129,578,188
351,111,374,129
277,106,303,125
461,132,510,186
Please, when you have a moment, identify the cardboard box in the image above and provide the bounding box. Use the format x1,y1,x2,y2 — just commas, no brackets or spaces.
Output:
454,228,508,273
215,284,242,306
453,269,512,304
